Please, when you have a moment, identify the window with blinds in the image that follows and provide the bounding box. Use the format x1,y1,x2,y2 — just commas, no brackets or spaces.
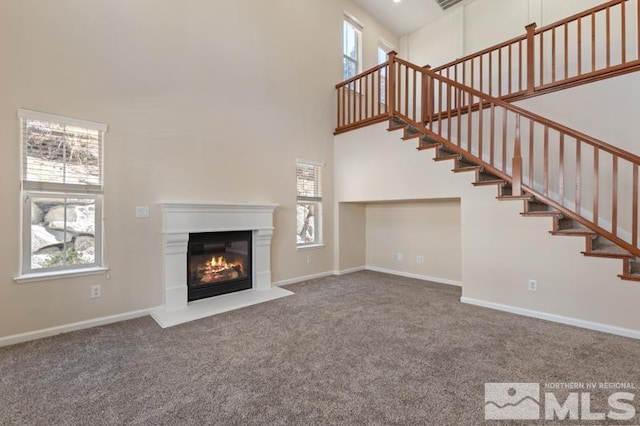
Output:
343,16,362,81
296,160,323,246
18,109,107,275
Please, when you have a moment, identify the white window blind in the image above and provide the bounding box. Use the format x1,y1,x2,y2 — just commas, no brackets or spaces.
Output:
296,162,323,202
19,109,105,194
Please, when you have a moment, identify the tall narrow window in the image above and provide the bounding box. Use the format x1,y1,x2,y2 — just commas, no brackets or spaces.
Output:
19,109,106,275
343,16,363,81
296,160,323,246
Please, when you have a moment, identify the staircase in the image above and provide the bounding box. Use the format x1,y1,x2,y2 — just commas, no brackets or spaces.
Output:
334,0,640,282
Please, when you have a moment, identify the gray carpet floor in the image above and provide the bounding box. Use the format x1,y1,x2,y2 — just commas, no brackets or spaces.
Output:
1,271,639,425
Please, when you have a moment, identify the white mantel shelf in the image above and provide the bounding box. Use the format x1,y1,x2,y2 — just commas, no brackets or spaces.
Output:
151,201,293,328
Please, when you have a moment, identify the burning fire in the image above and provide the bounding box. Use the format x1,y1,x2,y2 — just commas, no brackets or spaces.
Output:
198,255,243,284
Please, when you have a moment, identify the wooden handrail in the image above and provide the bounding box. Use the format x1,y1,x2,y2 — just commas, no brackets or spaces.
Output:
335,62,387,89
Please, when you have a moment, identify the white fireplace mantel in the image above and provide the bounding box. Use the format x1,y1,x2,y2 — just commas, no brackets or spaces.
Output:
151,201,293,328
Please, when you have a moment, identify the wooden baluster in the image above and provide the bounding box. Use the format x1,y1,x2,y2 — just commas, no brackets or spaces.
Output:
498,49,503,96
467,93,472,153
364,74,369,120
405,65,409,117
518,40,523,91
633,163,638,246
512,114,523,196
337,87,341,128
578,17,583,75
591,13,596,72
478,95,484,161
502,108,507,173
594,149,599,226
371,70,375,116
429,69,435,126
413,68,417,122
439,79,444,136
387,51,397,117
552,27,556,82
359,77,363,122
612,156,618,236
490,103,496,167
447,83,452,137
564,23,569,80
480,55,484,94
529,121,534,187
526,23,537,94
559,133,565,201
508,44,512,95
621,0,627,63
606,6,611,68
457,85,462,143
544,126,549,196
489,51,493,96
576,141,582,214
347,82,351,125
540,30,545,86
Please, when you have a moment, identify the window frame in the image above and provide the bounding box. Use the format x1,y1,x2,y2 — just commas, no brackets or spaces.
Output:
296,159,324,248
17,109,107,278
343,15,363,81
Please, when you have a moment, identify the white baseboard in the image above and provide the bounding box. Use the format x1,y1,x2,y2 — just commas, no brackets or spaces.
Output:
461,297,640,340
0,307,161,348
365,265,462,287
334,266,366,275
272,271,334,287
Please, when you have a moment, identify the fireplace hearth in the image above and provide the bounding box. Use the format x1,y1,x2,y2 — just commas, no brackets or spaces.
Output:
188,231,252,301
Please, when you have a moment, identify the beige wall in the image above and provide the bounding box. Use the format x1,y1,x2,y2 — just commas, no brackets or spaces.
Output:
336,203,367,272
335,122,640,333
0,0,397,339
365,201,462,282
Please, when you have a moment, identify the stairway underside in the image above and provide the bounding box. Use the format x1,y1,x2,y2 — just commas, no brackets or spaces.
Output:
388,116,640,282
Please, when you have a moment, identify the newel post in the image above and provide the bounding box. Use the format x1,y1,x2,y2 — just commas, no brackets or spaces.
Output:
387,51,398,117
422,65,433,125
512,114,523,196
525,23,537,95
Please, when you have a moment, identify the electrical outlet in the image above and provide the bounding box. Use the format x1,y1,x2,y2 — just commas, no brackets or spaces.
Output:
416,255,424,263
528,279,538,292
396,252,403,261
90,285,102,298
136,206,150,218
307,255,312,264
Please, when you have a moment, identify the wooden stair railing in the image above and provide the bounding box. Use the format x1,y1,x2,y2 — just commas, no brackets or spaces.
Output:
432,0,640,107
334,52,640,279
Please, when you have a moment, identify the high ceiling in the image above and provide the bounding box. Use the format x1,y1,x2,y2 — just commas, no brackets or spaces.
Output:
352,0,471,36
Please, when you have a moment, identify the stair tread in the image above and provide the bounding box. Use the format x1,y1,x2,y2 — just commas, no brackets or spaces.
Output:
582,245,633,258
453,165,482,173
473,179,506,186
551,228,596,236
497,195,534,201
618,273,640,281
521,211,562,217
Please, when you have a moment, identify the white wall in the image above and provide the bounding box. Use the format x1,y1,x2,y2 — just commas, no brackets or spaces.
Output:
0,0,397,339
335,122,640,334
403,0,605,69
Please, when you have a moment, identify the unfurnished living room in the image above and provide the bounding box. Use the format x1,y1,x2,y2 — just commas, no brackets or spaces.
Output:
1,0,640,424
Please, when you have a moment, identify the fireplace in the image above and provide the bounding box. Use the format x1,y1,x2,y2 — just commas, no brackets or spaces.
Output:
187,231,252,301
152,201,293,329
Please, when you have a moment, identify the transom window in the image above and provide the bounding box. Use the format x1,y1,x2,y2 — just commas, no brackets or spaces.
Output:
19,109,106,275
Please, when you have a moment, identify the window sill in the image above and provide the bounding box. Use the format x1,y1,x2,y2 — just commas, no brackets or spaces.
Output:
297,244,326,251
14,267,109,284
